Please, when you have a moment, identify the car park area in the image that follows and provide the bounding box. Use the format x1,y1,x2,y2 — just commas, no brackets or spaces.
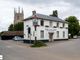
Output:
0,38,80,60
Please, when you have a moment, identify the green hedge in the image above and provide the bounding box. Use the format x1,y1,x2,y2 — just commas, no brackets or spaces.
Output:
31,41,47,47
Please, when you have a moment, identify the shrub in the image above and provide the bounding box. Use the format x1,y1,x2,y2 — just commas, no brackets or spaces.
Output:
31,41,47,47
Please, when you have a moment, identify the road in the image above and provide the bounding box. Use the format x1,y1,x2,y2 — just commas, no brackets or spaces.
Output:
0,38,80,60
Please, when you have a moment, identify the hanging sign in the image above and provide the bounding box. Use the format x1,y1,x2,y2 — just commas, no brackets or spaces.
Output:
33,19,38,26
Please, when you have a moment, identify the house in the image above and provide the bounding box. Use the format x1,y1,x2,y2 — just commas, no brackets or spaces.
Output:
1,31,23,40
23,11,68,42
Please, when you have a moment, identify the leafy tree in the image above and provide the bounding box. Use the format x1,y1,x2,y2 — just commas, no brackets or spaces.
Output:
50,10,58,17
8,24,14,31
8,22,24,31
14,22,24,31
65,16,79,38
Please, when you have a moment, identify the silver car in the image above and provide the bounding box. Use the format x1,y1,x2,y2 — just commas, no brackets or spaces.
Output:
13,36,24,41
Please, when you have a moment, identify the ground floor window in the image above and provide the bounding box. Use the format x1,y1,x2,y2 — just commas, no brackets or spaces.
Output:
28,27,31,38
63,31,65,38
57,31,59,38
40,30,44,38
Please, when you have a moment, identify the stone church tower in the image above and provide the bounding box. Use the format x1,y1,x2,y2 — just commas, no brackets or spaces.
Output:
14,7,24,24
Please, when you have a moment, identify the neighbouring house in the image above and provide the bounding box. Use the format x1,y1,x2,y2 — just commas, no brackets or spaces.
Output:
1,31,23,40
23,11,68,42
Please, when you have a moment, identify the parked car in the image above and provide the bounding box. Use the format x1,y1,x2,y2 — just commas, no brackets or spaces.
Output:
13,36,24,41
73,35,78,39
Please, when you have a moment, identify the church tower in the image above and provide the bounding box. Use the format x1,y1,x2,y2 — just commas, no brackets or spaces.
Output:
14,7,24,24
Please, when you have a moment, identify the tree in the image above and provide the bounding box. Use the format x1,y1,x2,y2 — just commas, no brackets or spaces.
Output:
8,24,14,31
65,16,80,38
14,22,24,31
50,10,58,17
8,22,24,31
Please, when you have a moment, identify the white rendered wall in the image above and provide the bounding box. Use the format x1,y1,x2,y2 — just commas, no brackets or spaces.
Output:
24,19,68,40
59,22,63,27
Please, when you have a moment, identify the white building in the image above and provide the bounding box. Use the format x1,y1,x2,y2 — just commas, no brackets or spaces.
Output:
23,11,68,42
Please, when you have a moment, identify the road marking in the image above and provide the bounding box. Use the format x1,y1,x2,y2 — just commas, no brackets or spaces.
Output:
0,55,3,60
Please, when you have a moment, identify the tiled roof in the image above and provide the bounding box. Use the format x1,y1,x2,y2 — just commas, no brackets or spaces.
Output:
24,13,66,23
1,31,23,36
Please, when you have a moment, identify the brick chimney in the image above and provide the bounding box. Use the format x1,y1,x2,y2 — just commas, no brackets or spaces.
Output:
32,10,36,15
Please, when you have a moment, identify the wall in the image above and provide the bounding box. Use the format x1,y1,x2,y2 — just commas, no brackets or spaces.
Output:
24,19,68,41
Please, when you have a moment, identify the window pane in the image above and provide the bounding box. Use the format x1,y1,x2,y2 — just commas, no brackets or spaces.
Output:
63,23,65,27
40,30,44,38
57,22,59,27
41,20,44,26
50,21,52,27
63,31,65,38
57,31,59,38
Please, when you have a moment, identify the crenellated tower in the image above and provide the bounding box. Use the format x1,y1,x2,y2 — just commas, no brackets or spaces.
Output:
14,7,24,24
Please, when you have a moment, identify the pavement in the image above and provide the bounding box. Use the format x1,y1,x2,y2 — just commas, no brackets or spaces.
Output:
0,38,80,60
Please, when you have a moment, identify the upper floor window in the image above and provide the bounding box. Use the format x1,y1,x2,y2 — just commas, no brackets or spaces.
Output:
63,23,65,27
40,20,44,26
49,21,53,27
57,22,59,27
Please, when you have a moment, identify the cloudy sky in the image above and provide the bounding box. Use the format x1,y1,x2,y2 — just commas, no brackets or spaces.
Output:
0,0,80,32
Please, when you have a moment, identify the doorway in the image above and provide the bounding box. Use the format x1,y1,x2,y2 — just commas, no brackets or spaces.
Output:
49,33,54,42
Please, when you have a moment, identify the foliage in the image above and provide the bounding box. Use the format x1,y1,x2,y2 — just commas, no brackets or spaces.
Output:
31,41,47,47
0,32,4,36
8,24,14,31
14,22,24,31
8,22,24,31
50,10,58,17
65,16,80,38
78,26,80,36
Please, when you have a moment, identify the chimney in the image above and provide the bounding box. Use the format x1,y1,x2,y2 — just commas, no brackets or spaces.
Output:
32,10,36,15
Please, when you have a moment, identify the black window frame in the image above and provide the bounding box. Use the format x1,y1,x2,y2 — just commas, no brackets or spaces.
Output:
57,22,59,27
40,19,44,26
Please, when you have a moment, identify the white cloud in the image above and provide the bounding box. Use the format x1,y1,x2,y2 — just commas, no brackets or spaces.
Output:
0,0,80,32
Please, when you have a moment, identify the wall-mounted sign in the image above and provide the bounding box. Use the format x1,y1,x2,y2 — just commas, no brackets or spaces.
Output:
45,28,57,32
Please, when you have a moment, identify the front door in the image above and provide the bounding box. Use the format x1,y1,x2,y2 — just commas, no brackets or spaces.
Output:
49,33,53,42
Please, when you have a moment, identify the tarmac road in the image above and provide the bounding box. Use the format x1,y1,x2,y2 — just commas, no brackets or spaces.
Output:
0,38,80,60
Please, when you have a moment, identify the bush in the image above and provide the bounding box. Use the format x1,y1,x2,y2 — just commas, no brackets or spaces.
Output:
78,32,80,36
31,41,47,47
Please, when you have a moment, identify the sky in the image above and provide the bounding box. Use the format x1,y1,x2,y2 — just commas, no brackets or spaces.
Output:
0,0,80,32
